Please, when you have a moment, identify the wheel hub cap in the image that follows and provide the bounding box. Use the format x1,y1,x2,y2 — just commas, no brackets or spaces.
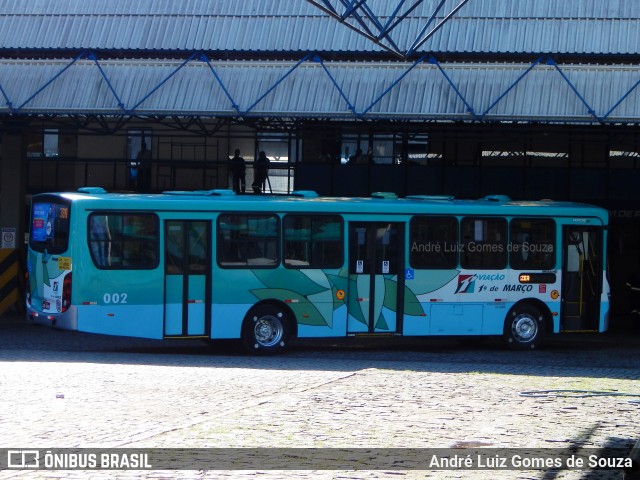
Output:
254,316,283,347
513,314,537,341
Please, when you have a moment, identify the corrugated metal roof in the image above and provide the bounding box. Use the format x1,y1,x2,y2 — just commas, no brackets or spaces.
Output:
0,0,638,55
2,0,635,20
1,58,638,123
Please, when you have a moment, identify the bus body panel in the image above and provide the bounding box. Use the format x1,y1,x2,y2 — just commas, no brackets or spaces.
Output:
187,275,207,335
27,258,72,316
429,303,483,335
403,267,562,337
74,265,166,338
210,304,249,339
164,274,184,335
480,303,510,335
77,304,164,339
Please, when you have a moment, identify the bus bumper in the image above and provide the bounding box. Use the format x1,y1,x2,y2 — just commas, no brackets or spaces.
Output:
26,302,78,330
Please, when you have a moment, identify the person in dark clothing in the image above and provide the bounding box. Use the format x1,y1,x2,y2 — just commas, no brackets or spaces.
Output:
348,148,362,165
252,151,270,194
229,149,246,193
134,141,152,191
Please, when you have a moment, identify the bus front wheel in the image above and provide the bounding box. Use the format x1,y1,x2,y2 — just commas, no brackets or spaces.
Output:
503,304,545,350
242,305,290,354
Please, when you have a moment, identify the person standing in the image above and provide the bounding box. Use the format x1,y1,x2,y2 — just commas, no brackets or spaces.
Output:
135,141,152,191
229,149,246,193
348,148,362,165
252,151,270,194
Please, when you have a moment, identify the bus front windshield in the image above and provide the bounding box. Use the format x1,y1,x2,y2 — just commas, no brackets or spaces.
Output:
30,201,71,254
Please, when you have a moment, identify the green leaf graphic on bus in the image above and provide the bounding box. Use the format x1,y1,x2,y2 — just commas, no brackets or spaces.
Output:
248,268,459,328
375,312,389,330
41,256,51,288
252,269,327,297
250,288,328,327
409,269,459,295
382,277,425,317
28,251,54,299
326,272,348,309
27,251,36,297
347,276,366,326
250,269,340,327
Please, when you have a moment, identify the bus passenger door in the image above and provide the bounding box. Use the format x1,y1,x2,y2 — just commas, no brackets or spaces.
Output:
561,226,602,331
164,220,211,338
347,222,404,334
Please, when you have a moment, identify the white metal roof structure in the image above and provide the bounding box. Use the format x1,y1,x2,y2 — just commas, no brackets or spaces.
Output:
0,0,638,124
1,0,637,55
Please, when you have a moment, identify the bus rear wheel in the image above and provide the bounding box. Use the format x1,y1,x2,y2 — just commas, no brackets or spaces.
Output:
242,305,290,354
503,304,545,350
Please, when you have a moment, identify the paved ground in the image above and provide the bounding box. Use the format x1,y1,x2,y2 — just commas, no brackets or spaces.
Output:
0,313,639,479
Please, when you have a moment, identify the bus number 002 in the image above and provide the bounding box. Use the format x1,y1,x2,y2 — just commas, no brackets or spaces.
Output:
103,293,128,304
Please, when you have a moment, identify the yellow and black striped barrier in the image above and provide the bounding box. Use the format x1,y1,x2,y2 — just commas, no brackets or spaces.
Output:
0,248,24,316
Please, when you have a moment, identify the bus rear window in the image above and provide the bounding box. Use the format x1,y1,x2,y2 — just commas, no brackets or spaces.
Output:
30,201,70,254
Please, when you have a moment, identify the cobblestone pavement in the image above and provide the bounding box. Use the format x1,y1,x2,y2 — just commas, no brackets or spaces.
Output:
0,316,639,480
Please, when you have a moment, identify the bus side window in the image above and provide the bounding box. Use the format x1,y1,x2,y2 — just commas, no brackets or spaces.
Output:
283,215,343,268
509,218,556,270
409,216,458,269
88,213,158,269
460,217,507,269
217,214,279,268
89,214,111,267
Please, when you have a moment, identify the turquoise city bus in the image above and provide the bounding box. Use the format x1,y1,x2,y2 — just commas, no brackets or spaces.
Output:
26,187,609,352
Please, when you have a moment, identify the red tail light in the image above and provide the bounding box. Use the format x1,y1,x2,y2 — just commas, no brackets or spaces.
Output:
62,273,72,312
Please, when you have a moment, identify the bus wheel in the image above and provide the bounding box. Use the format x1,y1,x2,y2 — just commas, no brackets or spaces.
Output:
503,304,545,350
242,305,290,354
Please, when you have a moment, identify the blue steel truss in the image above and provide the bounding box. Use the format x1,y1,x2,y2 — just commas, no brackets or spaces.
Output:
14,51,87,111
129,53,200,112
546,57,598,121
88,52,126,111
304,0,472,59
603,77,640,121
1,50,640,124
0,81,11,111
480,57,545,118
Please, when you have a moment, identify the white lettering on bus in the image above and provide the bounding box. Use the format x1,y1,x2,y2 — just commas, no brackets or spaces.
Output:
476,274,506,281
103,293,128,304
502,285,533,292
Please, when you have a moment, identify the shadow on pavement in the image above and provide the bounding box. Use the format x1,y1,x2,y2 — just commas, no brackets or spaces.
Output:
1,317,639,380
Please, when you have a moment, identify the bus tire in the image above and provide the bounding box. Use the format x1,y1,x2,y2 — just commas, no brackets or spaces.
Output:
242,304,290,354
503,303,545,350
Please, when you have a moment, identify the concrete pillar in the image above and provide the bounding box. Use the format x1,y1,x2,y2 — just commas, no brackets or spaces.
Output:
0,133,27,249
